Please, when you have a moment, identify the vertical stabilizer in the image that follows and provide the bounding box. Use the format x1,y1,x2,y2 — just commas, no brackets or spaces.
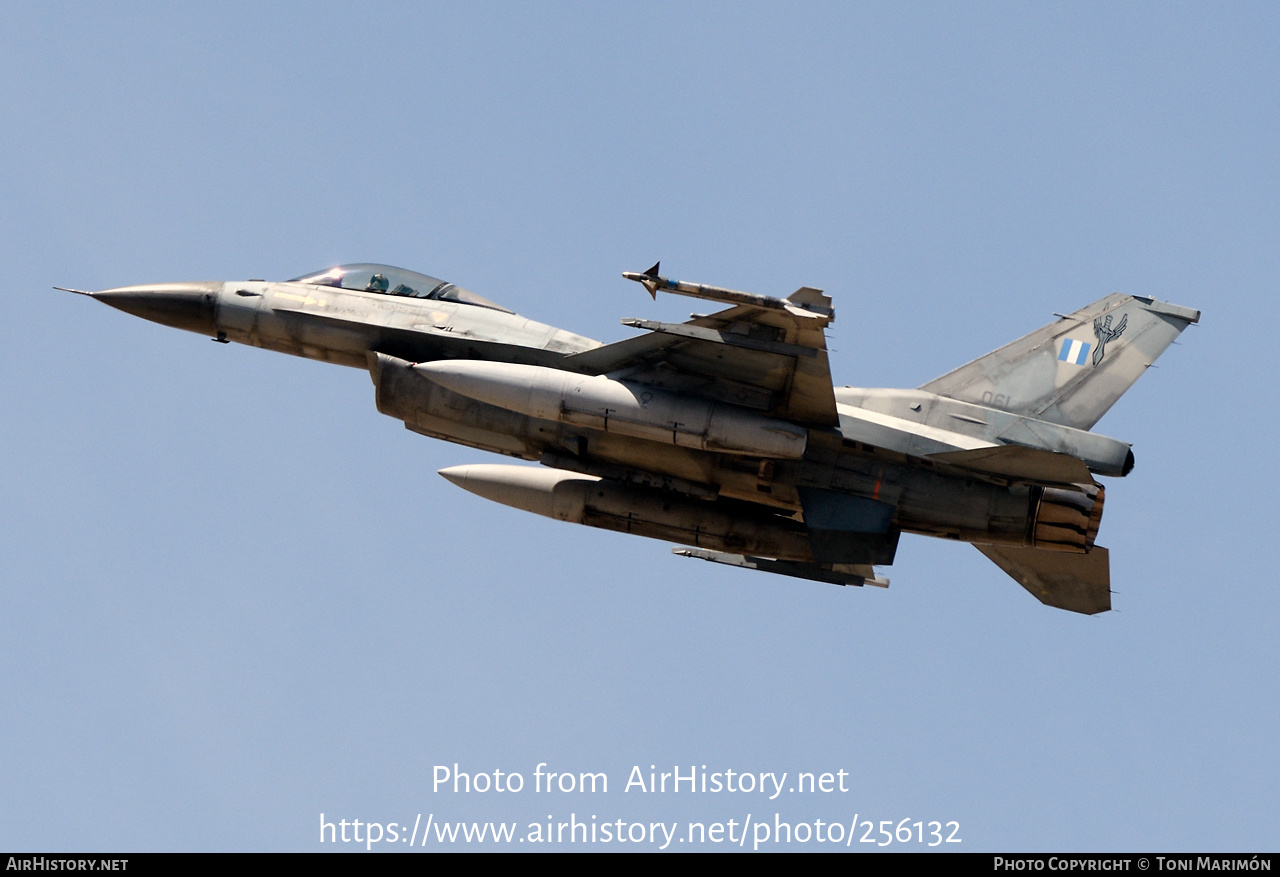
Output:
921,295,1199,431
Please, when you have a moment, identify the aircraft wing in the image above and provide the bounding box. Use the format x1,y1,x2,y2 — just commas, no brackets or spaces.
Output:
564,269,839,427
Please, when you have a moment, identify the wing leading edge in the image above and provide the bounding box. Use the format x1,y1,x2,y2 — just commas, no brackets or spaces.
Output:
564,267,839,427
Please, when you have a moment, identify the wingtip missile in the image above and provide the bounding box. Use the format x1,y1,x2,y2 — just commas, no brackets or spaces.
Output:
621,261,662,299
622,266,833,319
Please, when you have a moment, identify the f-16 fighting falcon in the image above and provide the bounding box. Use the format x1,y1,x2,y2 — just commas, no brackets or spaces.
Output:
60,262,1199,614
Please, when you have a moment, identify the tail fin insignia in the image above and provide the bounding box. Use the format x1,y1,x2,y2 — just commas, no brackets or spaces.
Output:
1059,338,1092,365
922,294,1199,431
1092,313,1127,365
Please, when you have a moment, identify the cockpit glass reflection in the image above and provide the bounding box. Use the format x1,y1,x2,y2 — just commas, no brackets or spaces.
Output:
289,263,512,313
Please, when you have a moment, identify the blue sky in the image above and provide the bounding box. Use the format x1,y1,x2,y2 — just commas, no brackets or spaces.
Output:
1,3,1276,851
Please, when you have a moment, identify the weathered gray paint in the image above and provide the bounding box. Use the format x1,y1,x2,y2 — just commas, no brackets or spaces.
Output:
69,264,1199,615
920,293,1199,430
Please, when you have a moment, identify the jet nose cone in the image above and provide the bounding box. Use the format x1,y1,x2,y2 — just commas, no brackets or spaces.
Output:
92,281,222,335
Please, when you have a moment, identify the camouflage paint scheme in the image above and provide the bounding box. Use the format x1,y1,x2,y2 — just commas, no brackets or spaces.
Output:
63,262,1199,614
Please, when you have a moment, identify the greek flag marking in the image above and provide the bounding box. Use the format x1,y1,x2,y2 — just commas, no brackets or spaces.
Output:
1059,338,1091,365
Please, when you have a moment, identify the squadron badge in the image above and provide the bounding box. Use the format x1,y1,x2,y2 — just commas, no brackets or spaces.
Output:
1091,313,1127,365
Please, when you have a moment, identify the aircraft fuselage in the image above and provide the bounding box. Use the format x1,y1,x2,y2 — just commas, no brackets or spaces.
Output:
73,262,1199,613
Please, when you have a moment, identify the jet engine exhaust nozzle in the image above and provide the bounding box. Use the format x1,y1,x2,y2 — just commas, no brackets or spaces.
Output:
1029,484,1105,553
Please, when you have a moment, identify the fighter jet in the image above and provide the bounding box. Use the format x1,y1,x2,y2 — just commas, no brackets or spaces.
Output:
61,262,1199,614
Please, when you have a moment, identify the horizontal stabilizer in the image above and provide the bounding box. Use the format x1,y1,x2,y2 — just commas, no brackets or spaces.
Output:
674,548,889,588
975,543,1111,615
929,445,1096,485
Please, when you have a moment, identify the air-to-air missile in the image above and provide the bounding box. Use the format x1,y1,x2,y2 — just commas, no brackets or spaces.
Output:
64,260,1199,613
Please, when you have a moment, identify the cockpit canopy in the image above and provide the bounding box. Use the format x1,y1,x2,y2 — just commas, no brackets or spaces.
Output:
289,263,512,313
